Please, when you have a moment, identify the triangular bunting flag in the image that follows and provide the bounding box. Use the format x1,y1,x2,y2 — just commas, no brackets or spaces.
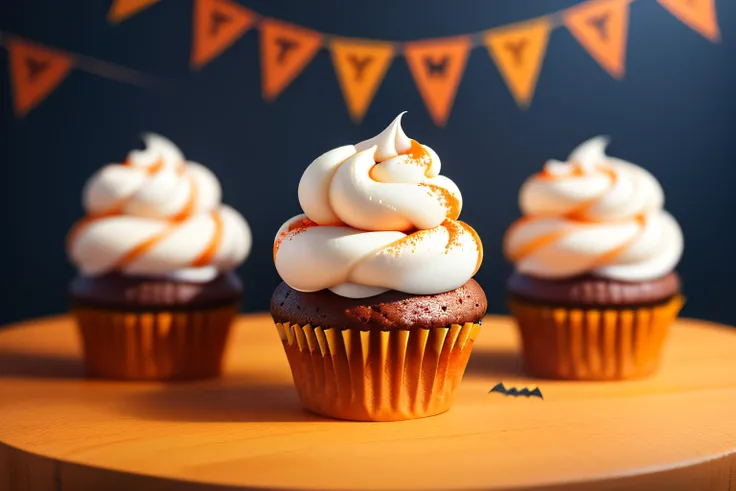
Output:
658,0,720,42
7,38,74,117
484,18,551,108
564,0,630,79
191,0,256,69
404,36,471,126
108,0,160,24
260,19,322,101
330,39,394,122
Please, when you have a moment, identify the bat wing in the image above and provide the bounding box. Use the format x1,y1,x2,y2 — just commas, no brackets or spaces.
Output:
489,382,508,395
489,382,544,400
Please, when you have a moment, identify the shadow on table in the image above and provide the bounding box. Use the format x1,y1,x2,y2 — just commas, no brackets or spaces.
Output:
121,381,335,423
464,348,527,379
0,350,85,378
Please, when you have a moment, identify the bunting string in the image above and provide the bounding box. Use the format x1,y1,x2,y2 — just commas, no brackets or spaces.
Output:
0,30,157,117
3,0,721,121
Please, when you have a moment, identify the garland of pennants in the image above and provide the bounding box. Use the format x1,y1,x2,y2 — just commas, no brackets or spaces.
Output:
2,0,721,124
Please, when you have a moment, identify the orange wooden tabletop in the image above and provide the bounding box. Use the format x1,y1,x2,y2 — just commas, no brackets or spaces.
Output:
1,313,735,491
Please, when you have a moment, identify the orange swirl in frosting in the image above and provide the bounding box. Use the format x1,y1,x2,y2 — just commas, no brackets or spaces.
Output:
504,136,682,282
381,219,483,275
67,134,252,278
67,159,204,268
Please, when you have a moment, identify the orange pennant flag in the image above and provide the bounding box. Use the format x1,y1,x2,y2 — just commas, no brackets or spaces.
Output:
404,36,471,126
658,0,720,42
484,18,551,108
564,0,630,79
108,0,160,24
191,0,255,69
7,38,74,117
260,19,322,101
330,39,395,122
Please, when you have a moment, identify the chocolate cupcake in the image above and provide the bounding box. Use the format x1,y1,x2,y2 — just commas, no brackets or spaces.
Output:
503,137,684,380
66,134,252,380
272,113,486,421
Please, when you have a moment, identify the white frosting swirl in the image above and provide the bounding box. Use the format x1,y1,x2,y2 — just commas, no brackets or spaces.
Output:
298,112,459,232
504,137,683,281
275,113,482,298
67,134,251,282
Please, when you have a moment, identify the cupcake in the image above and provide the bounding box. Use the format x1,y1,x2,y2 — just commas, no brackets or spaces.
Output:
271,113,486,421
504,137,684,381
66,134,252,380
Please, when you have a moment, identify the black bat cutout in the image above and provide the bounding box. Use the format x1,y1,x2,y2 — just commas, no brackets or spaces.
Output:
489,382,544,400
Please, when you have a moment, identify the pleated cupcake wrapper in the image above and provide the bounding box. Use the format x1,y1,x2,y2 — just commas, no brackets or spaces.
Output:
509,295,685,381
73,305,238,381
275,321,482,422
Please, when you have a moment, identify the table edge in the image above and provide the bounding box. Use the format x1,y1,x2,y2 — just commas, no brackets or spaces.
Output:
1,313,734,333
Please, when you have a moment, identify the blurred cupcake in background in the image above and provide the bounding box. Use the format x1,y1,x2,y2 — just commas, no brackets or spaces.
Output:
271,113,485,422
504,137,684,381
66,134,251,380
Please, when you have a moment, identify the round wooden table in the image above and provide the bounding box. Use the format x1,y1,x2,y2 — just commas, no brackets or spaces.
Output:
1,314,735,491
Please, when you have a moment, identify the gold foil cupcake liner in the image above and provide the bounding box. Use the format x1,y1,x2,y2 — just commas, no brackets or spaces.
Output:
72,305,238,380
509,295,685,381
275,321,482,421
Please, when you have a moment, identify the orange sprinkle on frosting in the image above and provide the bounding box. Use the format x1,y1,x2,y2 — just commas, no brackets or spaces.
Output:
380,219,482,268
442,219,465,251
369,139,433,180
382,227,438,257
273,217,319,262
459,221,483,274
405,139,432,176
418,183,461,220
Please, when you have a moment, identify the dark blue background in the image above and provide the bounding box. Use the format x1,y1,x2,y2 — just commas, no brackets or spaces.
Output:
1,0,734,326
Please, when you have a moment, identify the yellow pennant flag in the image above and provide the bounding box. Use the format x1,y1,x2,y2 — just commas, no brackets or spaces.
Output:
404,36,471,127
108,0,160,24
7,37,74,117
564,0,630,79
484,18,551,108
191,0,256,69
330,39,394,122
260,19,323,101
658,0,720,42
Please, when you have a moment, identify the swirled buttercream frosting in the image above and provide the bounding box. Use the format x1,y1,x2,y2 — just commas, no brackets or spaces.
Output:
67,134,252,282
504,137,683,282
274,112,483,298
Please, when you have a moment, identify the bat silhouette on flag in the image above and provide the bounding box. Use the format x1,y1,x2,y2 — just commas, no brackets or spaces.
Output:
489,382,544,400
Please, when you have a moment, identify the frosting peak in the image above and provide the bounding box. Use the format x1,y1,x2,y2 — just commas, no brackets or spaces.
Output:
298,114,455,233
504,137,682,282
128,133,185,169
83,134,222,220
276,113,483,298
355,111,412,162
568,135,610,172
68,134,251,281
